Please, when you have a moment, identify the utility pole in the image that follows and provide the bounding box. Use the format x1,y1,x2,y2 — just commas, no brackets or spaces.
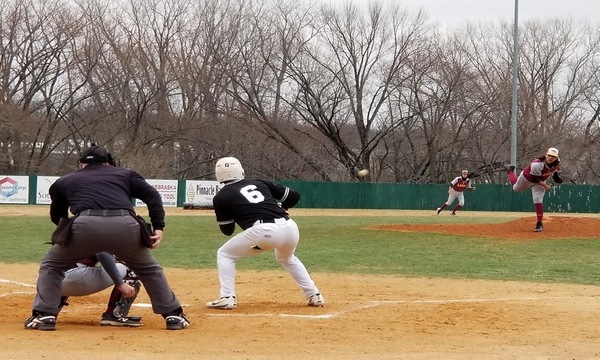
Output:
510,0,519,167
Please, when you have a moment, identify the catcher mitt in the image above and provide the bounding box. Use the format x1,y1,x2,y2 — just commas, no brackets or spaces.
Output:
552,172,563,184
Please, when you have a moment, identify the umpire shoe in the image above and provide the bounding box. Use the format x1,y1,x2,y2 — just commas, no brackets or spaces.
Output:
307,293,325,307
24,313,56,331
534,222,544,232
206,296,237,310
127,315,142,322
165,314,190,330
100,313,143,327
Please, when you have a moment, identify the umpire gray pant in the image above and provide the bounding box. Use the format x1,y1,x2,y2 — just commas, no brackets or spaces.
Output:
33,214,181,316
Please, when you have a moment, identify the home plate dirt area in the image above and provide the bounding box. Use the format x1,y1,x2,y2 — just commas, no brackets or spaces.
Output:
2,208,600,359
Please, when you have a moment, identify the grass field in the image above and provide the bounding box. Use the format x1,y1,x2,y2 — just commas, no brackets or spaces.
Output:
4,207,600,359
4,208,600,285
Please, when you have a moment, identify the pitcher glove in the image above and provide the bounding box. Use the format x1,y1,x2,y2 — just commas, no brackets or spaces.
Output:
552,172,563,184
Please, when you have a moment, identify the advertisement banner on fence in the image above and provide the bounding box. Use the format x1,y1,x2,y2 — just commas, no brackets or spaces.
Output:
0,175,29,204
37,176,60,204
184,180,222,207
134,179,178,207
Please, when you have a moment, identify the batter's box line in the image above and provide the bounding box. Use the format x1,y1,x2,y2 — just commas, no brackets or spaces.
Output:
0,278,36,288
0,279,38,299
204,302,380,319
203,296,594,320
0,291,36,298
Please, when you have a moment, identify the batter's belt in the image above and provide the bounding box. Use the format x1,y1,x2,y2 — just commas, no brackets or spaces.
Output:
254,215,290,225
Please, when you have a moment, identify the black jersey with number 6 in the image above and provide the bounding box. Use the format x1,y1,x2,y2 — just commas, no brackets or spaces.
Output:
213,179,300,230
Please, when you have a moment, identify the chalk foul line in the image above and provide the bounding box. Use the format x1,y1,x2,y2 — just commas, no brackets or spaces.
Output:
203,296,591,319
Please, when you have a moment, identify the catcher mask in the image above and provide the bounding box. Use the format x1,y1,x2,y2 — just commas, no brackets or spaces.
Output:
215,157,245,183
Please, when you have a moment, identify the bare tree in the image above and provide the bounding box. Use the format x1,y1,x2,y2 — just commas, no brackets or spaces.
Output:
2,0,600,185
0,0,105,174
211,0,332,179
515,19,600,183
287,1,428,180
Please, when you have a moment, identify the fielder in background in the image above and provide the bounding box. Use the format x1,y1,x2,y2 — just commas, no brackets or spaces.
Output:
506,147,562,232
59,252,142,327
436,169,476,216
25,144,189,331
206,157,324,310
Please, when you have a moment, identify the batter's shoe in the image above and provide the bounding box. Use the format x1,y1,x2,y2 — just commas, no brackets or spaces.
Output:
165,314,190,330
307,293,325,307
534,222,544,232
24,313,56,331
450,212,457,216
436,207,441,215
206,296,237,310
100,313,143,327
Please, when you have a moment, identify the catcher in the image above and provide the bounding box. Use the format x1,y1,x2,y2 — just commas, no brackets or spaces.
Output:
59,252,142,327
436,169,476,216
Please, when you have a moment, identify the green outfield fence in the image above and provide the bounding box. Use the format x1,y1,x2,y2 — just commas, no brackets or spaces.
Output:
278,181,600,213
12,176,600,213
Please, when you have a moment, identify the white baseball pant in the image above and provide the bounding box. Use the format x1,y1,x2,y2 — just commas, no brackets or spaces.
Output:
215,218,319,298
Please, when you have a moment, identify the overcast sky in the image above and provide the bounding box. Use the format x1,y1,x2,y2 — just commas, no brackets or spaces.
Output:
408,0,598,26
324,1,600,27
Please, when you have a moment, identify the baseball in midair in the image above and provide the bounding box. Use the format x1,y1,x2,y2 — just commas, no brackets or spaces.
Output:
357,169,369,177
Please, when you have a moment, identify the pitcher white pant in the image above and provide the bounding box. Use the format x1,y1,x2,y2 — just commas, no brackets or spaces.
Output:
512,171,546,204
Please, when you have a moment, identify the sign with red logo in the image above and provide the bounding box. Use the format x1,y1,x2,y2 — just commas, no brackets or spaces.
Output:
0,176,29,204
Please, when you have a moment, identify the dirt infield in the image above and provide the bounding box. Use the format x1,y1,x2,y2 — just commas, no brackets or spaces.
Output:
373,215,600,239
2,207,600,359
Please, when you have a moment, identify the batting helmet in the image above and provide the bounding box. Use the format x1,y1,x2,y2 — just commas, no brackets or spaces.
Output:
215,157,245,183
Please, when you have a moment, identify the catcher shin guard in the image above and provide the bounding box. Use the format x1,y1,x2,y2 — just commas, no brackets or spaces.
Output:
113,279,141,318
57,296,69,315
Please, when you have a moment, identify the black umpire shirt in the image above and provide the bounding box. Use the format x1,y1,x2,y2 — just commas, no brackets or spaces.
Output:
49,164,165,230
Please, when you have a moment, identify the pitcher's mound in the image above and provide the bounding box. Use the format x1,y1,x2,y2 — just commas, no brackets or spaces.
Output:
372,216,600,240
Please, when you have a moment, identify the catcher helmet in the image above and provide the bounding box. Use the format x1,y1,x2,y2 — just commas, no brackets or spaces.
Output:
215,157,245,183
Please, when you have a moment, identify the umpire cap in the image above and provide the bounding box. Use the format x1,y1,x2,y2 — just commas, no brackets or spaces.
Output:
79,144,109,164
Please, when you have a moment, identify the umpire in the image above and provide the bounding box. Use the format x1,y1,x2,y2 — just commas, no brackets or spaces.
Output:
24,144,189,331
